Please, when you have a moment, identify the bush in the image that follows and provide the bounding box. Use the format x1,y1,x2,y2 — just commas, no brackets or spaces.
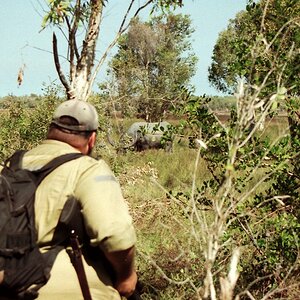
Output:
0,89,61,160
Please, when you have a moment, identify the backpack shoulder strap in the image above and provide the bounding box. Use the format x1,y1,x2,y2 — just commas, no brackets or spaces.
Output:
33,153,85,185
3,150,27,171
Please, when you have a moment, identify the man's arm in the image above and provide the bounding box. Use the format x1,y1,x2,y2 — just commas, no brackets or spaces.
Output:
104,246,137,298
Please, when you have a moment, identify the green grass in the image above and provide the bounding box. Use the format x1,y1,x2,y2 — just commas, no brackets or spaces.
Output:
108,145,209,298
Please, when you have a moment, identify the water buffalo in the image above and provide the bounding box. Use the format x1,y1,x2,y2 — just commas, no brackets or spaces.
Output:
126,121,173,152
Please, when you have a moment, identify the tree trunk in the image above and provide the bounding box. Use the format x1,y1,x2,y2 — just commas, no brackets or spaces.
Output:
69,0,103,101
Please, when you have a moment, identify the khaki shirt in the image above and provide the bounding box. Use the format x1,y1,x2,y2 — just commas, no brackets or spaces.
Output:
2,140,136,299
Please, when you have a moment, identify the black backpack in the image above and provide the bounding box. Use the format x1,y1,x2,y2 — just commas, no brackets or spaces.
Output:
0,150,83,299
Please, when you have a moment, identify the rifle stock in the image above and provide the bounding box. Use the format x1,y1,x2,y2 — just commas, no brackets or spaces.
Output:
68,230,93,300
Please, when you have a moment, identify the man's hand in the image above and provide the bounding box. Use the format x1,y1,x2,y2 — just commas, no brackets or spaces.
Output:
104,246,137,298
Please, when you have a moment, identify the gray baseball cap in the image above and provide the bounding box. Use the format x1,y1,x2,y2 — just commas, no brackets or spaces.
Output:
52,100,99,132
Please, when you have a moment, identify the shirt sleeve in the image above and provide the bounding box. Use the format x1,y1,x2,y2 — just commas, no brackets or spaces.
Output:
74,159,136,252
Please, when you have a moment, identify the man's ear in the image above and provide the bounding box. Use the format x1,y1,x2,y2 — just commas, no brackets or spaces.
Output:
88,131,97,149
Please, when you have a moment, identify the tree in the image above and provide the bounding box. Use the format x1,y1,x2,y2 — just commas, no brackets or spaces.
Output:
41,0,184,101
208,0,300,204
208,0,300,96
103,13,197,121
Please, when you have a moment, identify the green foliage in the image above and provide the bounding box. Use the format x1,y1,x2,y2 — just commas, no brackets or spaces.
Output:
42,0,72,28
174,95,228,179
0,87,62,160
230,194,299,297
208,0,300,95
153,0,183,11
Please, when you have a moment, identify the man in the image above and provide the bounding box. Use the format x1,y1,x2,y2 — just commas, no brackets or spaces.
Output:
18,100,137,299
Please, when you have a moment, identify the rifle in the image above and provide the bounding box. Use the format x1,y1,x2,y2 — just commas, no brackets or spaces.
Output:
68,230,93,300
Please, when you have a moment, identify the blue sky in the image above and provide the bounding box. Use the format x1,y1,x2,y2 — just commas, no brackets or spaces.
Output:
0,0,247,97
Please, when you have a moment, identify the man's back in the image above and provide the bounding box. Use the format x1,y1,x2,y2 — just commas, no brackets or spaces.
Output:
22,140,136,299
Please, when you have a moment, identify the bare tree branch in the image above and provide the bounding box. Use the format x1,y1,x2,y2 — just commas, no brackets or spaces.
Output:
52,32,71,97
